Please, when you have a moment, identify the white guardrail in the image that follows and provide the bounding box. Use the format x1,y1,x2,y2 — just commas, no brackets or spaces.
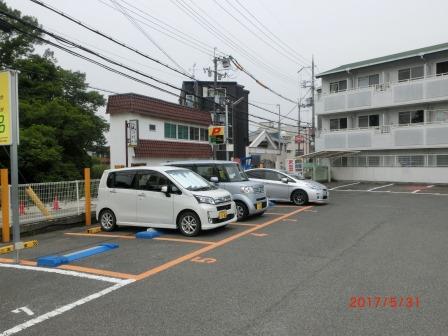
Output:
0,179,100,225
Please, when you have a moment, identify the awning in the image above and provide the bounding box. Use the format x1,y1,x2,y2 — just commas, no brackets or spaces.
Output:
298,150,360,160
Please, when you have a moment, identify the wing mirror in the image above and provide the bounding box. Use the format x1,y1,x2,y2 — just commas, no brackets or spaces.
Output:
161,185,171,197
281,177,288,184
210,176,219,183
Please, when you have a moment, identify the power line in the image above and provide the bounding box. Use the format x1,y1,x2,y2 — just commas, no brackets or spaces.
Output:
232,0,310,65
27,0,301,123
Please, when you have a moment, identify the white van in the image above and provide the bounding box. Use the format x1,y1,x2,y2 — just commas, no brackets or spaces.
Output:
96,166,237,236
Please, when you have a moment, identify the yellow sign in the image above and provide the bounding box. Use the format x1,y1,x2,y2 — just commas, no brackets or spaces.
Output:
0,72,12,145
208,126,224,136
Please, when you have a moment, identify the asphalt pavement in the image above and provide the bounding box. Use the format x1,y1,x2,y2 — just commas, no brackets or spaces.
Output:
1,190,447,336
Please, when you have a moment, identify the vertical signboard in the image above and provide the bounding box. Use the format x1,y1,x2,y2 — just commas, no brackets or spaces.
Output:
127,119,139,147
0,72,12,145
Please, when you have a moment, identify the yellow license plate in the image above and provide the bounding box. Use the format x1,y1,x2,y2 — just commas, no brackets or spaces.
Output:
256,202,262,210
218,210,227,219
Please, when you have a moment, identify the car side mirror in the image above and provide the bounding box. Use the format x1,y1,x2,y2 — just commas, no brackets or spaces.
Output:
161,185,171,197
281,177,288,184
210,176,219,183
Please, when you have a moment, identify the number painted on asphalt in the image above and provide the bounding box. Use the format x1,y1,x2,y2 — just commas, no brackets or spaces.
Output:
11,306,34,316
191,257,216,264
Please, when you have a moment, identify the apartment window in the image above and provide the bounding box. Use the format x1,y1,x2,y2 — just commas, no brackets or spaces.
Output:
329,80,347,93
358,74,379,88
330,117,348,130
164,123,177,139
434,111,448,122
200,128,208,141
189,127,199,141
398,66,424,81
177,125,189,139
149,124,156,132
358,114,379,128
185,95,195,108
436,61,448,76
398,110,424,125
398,155,425,167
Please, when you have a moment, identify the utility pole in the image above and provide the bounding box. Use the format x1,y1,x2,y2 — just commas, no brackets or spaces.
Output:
277,104,281,169
311,55,315,153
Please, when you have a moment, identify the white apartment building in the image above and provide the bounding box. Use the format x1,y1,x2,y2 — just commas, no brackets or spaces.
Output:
107,94,212,168
315,43,448,183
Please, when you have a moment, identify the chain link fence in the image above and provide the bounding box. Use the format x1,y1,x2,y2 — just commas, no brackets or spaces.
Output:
1,179,100,225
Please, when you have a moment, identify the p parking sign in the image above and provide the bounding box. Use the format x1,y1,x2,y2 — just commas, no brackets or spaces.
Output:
0,71,12,145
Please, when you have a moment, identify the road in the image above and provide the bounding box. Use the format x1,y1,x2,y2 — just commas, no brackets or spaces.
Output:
1,189,447,335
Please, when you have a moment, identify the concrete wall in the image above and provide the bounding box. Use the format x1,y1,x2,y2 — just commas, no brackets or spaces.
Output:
332,167,448,183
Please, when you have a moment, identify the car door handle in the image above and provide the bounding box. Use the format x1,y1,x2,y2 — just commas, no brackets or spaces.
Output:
138,193,146,197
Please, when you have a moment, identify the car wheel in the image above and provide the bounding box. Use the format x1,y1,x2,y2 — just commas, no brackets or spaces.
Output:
99,209,116,232
291,189,308,206
178,211,201,237
235,201,249,220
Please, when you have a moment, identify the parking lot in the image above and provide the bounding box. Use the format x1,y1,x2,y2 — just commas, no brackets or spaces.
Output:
1,185,448,335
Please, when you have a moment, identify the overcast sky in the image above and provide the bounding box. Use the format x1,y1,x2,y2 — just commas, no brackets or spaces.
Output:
7,0,448,134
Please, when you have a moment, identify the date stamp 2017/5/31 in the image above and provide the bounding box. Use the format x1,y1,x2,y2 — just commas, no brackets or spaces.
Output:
349,296,420,309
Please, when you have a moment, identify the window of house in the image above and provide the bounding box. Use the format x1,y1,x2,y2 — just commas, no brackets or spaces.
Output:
200,128,208,141
164,123,177,139
398,110,424,125
149,124,156,131
329,80,347,93
398,66,424,81
189,127,199,140
436,61,448,76
358,74,380,88
434,111,448,122
358,114,380,128
177,125,189,139
185,95,195,108
330,117,348,130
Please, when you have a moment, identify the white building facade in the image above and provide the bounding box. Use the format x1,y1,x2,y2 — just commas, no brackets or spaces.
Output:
107,94,212,167
315,43,448,183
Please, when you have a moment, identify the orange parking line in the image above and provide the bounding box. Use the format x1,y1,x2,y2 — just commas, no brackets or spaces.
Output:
0,257,36,266
134,206,313,281
230,222,259,227
64,232,136,239
153,237,215,245
58,264,136,280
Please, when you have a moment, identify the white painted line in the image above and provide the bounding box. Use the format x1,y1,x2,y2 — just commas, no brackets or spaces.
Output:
329,182,360,190
427,185,434,188
334,189,448,196
412,189,420,194
0,279,134,336
11,307,34,316
0,263,126,284
367,183,394,191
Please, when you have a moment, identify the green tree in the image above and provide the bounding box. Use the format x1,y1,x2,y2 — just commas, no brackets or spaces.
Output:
0,2,109,182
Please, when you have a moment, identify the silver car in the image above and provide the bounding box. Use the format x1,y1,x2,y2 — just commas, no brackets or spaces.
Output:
245,168,329,205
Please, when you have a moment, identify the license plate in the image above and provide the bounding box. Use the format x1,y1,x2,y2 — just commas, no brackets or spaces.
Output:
256,202,262,210
218,210,227,219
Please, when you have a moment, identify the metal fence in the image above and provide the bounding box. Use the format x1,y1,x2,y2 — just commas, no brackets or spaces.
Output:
1,179,100,225
332,154,448,168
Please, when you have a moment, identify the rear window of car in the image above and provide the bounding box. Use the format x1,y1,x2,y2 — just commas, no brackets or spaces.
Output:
106,171,136,189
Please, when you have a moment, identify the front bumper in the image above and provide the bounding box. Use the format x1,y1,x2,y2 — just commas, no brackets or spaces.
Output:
240,194,268,215
307,189,329,203
198,201,237,230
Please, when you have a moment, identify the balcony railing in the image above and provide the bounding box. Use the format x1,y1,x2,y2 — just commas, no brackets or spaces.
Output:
316,73,448,114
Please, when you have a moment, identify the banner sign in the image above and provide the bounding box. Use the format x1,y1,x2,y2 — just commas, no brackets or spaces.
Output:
0,72,12,145
208,126,224,144
127,119,139,147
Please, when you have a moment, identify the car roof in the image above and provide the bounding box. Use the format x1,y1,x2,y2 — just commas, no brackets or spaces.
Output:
164,160,237,165
107,166,189,173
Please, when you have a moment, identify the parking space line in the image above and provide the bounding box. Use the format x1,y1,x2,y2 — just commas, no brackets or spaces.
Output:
134,206,313,281
329,182,360,190
264,212,284,215
64,232,135,239
153,237,215,245
0,262,129,284
333,189,448,196
0,257,36,266
230,223,259,227
58,265,136,280
0,279,134,336
367,183,394,191
282,219,297,222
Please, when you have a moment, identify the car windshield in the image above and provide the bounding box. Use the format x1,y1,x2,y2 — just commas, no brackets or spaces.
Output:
216,163,249,182
286,172,305,180
167,169,216,191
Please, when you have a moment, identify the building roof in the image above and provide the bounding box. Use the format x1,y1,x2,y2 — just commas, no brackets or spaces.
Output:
317,42,448,78
134,140,212,159
107,93,211,126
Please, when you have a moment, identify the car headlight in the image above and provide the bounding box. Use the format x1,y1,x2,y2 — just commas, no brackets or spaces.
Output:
194,195,216,205
240,186,254,193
